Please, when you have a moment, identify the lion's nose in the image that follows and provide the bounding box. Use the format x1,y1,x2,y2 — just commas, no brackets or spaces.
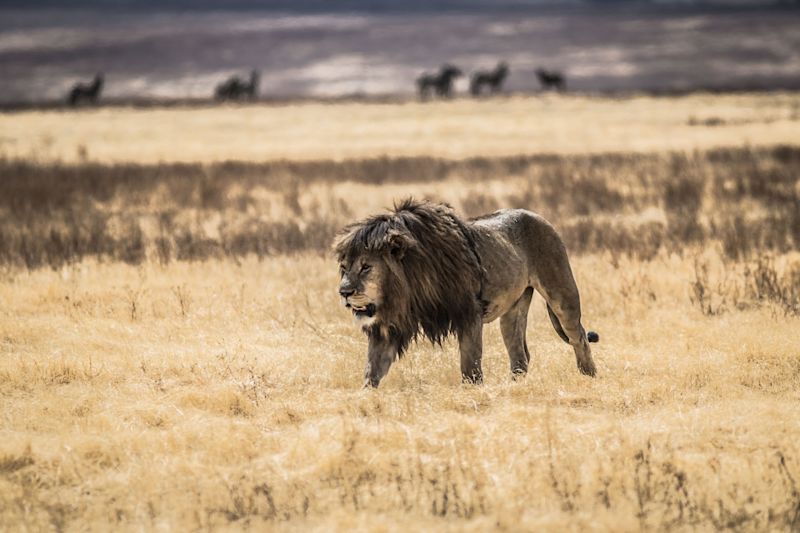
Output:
339,288,355,298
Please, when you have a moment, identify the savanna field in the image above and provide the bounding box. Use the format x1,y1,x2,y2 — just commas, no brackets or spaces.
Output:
1,94,800,531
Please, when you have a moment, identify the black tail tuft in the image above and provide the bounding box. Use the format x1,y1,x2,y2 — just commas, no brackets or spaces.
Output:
587,331,599,343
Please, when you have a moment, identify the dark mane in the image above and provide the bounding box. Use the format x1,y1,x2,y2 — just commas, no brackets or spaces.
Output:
334,199,484,355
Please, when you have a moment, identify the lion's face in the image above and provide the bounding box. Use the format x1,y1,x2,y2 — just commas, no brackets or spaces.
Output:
338,253,387,327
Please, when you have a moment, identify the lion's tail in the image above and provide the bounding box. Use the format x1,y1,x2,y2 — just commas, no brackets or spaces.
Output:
546,304,599,344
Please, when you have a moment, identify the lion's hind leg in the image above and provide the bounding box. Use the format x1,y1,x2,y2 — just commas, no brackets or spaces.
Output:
566,323,597,377
536,284,597,377
546,303,570,344
500,287,534,377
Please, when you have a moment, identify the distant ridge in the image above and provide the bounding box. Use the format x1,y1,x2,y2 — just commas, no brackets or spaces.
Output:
0,0,792,11
1,4,797,102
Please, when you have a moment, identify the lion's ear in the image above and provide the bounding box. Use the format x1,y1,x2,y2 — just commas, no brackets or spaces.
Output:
331,227,355,258
385,229,415,260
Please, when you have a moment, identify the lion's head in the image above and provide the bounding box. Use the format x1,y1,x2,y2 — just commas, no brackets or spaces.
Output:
336,249,388,328
334,199,484,356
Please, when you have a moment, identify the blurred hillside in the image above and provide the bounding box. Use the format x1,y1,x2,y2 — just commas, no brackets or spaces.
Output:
1,3,799,103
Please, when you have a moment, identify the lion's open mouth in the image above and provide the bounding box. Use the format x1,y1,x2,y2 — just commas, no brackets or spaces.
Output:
346,302,376,318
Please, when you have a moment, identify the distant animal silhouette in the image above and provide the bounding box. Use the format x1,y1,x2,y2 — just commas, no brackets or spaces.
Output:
68,73,104,106
416,64,463,99
215,70,260,101
470,62,510,96
536,69,566,91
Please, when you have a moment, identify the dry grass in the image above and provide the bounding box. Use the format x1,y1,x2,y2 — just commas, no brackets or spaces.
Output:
1,92,799,164
1,255,799,531
2,146,799,269
1,95,800,531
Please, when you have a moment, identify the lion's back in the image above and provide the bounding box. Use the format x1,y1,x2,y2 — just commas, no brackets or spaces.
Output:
470,208,563,251
470,208,570,289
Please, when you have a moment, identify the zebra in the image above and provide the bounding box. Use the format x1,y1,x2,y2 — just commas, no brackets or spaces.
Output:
215,70,259,101
535,68,566,91
470,62,509,96
68,73,104,106
416,64,463,100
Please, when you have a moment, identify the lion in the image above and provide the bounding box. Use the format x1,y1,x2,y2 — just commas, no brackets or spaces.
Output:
334,199,599,388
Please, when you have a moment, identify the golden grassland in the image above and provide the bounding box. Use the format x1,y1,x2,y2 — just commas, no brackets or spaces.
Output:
1,95,800,530
1,92,799,164
1,255,799,531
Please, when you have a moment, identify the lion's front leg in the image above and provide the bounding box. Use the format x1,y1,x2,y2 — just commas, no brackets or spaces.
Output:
458,317,484,384
364,334,398,388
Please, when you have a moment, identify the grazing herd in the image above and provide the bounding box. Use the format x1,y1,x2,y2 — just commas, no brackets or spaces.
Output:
65,62,566,106
415,61,565,99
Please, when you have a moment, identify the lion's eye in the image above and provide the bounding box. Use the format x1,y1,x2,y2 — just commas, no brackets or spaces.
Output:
360,264,372,273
